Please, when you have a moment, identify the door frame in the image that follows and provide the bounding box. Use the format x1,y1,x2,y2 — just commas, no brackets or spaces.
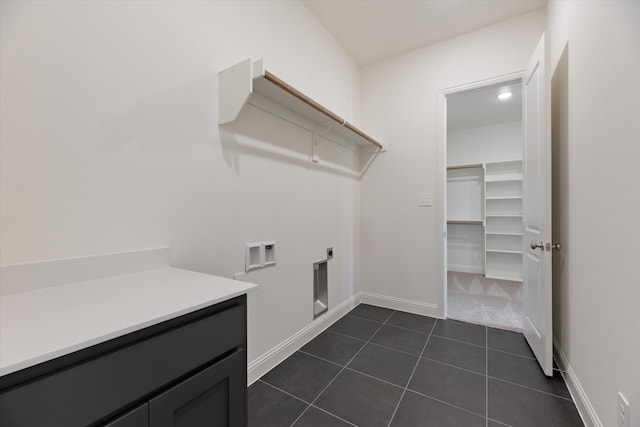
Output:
436,71,524,319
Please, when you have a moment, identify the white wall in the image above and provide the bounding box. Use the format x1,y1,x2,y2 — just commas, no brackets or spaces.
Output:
548,1,640,426
448,121,522,166
359,10,545,315
0,1,362,369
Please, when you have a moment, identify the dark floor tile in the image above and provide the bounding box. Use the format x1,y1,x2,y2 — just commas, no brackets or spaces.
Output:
292,406,353,427
348,342,418,387
370,324,428,355
329,314,381,341
248,381,307,427
315,369,403,427
301,330,365,366
488,420,510,427
488,349,571,398
261,352,341,402
488,378,583,427
433,319,486,346
423,335,486,374
408,358,486,416
488,327,535,358
349,303,394,322
390,390,485,427
386,311,437,334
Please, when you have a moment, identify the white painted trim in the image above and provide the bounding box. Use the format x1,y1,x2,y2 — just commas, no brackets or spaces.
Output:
553,337,603,427
447,264,484,275
437,71,524,320
359,292,440,318
247,293,361,385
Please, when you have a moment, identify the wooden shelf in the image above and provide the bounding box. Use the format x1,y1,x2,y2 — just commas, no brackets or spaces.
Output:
219,59,383,150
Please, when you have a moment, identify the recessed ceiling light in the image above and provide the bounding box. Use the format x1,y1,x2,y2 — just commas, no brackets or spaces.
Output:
497,91,512,100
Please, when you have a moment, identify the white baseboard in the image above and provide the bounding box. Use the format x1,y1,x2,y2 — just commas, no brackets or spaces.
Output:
360,292,441,318
447,264,483,275
247,293,361,385
553,337,602,427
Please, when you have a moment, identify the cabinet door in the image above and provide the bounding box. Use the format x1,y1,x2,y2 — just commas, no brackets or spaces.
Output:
104,403,148,427
149,350,246,427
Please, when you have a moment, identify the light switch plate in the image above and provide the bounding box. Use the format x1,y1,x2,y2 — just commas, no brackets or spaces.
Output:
419,192,433,207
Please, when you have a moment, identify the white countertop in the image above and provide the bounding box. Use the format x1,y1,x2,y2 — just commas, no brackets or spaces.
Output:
0,267,257,377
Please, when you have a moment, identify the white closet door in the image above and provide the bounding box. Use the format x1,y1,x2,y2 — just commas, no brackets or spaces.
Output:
522,34,553,377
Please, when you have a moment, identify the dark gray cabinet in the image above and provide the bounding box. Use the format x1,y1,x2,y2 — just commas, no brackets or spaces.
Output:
0,295,248,427
150,349,246,427
104,404,149,427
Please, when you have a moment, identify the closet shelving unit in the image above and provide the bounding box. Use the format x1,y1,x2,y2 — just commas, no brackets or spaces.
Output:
447,160,523,281
447,164,485,274
218,58,384,155
447,163,484,225
484,160,523,281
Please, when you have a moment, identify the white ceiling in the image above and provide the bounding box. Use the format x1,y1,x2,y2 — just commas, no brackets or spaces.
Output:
447,79,522,131
303,0,546,66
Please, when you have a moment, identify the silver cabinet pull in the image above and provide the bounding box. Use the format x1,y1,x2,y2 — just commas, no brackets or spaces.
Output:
530,241,544,250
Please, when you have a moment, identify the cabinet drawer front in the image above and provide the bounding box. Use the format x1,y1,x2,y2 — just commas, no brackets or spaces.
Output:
0,303,245,427
149,349,247,427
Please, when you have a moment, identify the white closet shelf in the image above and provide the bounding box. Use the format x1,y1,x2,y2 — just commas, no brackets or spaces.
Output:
447,220,484,225
486,249,523,254
486,196,523,200
485,176,523,182
486,231,523,236
218,59,383,150
447,164,483,170
485,214,522,218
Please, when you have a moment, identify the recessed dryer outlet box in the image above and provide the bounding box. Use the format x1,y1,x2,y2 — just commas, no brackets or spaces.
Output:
245,243,262,272
264,241,276,267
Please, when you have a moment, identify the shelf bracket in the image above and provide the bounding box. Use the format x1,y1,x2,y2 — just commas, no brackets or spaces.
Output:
312,122,337,163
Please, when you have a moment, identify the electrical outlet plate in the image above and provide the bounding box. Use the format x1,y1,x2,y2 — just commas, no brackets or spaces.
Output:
618,392,630,427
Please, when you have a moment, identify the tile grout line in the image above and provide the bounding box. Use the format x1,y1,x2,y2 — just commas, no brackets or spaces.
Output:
346,312,435,336
386,317,438,427
308,404,359,427
486,325,489,427
301,346,490,392
288,308,397,427
419,355,486,377
327,328,435,358
432,332,538,361
487,417,512,427
258,379,312,405
487,376,576,401
401,386,488,420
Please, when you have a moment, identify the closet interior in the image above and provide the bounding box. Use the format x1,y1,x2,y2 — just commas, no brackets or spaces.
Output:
446,79,524,331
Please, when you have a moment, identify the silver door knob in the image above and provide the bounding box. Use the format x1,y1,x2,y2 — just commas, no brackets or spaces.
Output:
551,243,561,251
530,241,544,250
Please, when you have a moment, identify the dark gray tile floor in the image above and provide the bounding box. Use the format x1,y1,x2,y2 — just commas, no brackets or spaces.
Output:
249,304,584,427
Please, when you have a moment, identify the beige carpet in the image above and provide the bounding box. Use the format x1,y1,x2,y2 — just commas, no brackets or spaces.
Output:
447,271,523,331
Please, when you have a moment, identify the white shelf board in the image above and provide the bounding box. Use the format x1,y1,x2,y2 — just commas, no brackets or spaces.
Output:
219,59,383,150
485,271,523,282
485,214,522,218
486,196,523,200
485,176,523,182
486,249,523,254
486,231,523,236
